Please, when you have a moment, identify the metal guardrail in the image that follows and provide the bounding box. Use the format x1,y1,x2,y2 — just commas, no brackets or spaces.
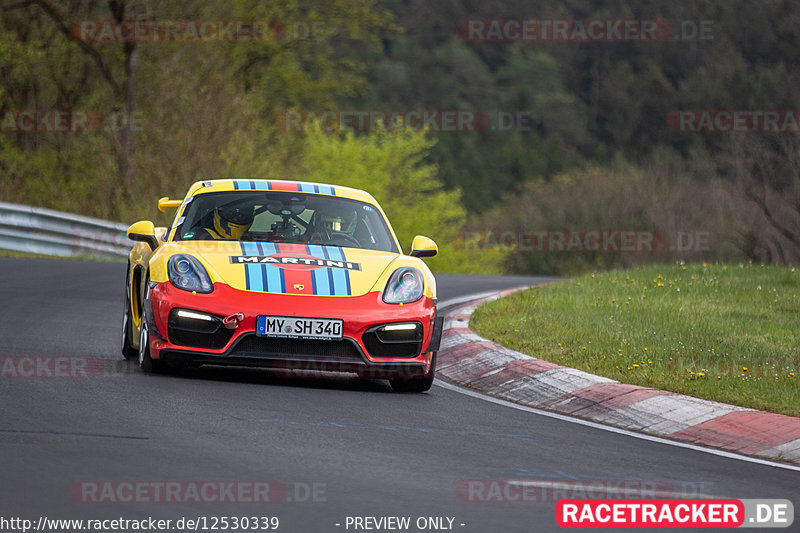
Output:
0,201,130,260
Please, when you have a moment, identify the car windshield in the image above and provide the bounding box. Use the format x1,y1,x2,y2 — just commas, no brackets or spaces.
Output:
175,191,399,253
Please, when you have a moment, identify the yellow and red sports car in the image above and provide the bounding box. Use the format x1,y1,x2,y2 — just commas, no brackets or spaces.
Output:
121,179,442,392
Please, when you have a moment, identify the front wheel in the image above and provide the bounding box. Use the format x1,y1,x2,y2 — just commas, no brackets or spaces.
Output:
121,267,137,360
389,353,436,393
138,283,165,374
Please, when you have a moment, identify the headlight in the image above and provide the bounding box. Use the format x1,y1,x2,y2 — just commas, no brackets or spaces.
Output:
383,267,424,304
168,255,213,293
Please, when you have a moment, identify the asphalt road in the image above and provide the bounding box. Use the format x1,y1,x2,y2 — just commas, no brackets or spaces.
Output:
0,257,797,532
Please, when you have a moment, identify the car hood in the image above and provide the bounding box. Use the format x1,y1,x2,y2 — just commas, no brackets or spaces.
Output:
162,240,402,297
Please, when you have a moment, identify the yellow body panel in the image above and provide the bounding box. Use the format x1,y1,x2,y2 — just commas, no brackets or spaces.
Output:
129,179,436,299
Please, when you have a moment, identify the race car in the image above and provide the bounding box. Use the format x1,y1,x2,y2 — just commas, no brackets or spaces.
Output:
121,179,443,392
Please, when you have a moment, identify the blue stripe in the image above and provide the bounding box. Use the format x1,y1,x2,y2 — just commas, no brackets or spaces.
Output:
234,180,240,190
292,182,336,196
262,243,283,293
307,244,325,258
240,242,250,289
326,268,336,296
243,242,264,292
313,268,331,296
306,244,328,295
327,246,344,260
259,242,278,255
331,267,348,296
324,246,349,295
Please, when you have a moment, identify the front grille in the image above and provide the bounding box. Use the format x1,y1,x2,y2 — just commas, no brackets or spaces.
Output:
230,335,364,362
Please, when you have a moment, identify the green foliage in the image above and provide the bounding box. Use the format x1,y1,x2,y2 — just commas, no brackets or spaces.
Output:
301,129,507,273
3,1,800,272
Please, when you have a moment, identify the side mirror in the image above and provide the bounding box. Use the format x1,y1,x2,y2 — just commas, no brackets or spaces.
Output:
410,235,438,258
158,197,182,212
127,220,158,250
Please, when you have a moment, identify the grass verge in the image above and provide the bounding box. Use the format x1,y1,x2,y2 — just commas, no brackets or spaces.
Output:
470,263,800,417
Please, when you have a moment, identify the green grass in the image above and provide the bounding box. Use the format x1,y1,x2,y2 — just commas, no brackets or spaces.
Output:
471,263,800,417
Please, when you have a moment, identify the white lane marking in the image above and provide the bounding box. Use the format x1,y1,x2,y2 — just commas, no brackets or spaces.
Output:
433,379,800,473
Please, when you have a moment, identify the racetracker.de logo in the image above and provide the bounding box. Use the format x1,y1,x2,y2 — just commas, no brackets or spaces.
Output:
457,479,714,502
273,110,492,133
1,110,103,133
456,230,680,253
457,19,674,42
70,481,292,504
0,356,105,378
668,110,800,133
69,20,285,43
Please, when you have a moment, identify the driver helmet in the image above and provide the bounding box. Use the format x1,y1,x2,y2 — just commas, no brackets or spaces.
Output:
211,203,254,240
314,208,356,234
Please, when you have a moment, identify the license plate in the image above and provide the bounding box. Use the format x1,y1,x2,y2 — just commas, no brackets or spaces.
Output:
257,316,343,340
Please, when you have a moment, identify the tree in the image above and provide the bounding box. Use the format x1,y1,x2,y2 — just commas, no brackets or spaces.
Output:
301,128,506,273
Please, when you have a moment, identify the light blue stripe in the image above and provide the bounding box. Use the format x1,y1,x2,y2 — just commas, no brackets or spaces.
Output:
265,263,283,293
331,268,348,296
255,242,282,293
313,269,331,296
298,182,316,193
326,246,344,260
327,247,349,295
233,179,253,190
242,242,264,292
319,185,335,196
307,244,325,258
253,180,270,190
306,245,330,295
259,242,279,255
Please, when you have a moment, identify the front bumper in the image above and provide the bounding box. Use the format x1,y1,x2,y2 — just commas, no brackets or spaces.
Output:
146,282,442,378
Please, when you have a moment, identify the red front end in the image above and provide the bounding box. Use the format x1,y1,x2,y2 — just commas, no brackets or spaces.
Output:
144,282,441,378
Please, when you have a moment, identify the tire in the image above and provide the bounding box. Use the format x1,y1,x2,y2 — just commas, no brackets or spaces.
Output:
138,281,165,374
121,266,138,360
389,353,436,393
